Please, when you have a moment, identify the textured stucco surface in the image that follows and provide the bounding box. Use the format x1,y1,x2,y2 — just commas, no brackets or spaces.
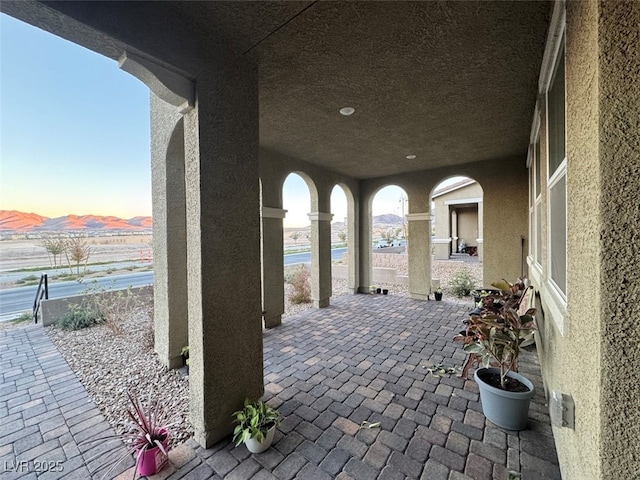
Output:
151,96,188,369
535,1,602,478
259,149,361,299
535,2,640,478
432,182,483,259
183,59,264,447
597,0,640,476
2,1,549,180
362,157,529,291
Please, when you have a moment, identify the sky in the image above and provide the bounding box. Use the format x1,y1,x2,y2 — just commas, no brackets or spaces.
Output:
0,14,151,219
0,14,460,227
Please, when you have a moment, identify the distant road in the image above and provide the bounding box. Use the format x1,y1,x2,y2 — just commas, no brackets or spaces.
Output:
0,248,349,320
0,272,154,320
284,247,347,265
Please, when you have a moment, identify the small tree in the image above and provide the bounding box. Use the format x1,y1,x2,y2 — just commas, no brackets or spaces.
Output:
65,237,91,275
43,237,66,267
337,230,347,243
290,231,300,244
380,227,401,245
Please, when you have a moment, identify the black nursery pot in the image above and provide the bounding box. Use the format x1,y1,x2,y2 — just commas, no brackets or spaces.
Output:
376,288,382,294
435,292,443,301
382,289,388,295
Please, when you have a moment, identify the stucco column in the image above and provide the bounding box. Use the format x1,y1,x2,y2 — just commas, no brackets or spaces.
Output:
309,211,333,307
357,199,373,293
476,201,484,262
451,208,458,253
183,59,263,447
407,213,431,300
261,207,286,328
150,96,188,369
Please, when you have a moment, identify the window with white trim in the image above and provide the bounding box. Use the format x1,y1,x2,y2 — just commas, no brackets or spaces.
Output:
528,122,543,269
546,37,566,297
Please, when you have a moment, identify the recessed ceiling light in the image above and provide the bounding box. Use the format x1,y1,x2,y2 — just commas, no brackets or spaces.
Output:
406,154,416,160
339,107,355,116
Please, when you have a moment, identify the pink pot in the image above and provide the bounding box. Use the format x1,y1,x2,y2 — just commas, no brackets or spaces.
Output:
136,430,169,477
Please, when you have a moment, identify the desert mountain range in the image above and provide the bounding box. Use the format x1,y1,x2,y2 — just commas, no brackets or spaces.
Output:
0,210,152,232
1,210,403,233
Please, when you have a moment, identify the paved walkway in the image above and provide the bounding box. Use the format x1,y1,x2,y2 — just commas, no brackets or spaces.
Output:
1,294,561,479
0,325,133,479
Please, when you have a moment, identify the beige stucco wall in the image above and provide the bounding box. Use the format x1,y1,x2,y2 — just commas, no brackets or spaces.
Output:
532,1,640,478
362,156,528,289
596,0,640,476
432,182,483,258
457,207,478,248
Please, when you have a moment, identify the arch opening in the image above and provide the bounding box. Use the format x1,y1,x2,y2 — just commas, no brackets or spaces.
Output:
429,176,484,299
281,172,314,309
369,185,409,293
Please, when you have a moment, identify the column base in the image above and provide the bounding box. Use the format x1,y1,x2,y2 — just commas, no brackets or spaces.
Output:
263,313,282,329
313,298,330,308
168,354,184,370
194,426,229,449
410,292,430,301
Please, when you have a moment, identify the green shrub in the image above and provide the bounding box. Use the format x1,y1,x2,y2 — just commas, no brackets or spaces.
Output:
57,304,102,330
16,274,39,285
11,311,32,324
288,266,311,304
448,268,479,298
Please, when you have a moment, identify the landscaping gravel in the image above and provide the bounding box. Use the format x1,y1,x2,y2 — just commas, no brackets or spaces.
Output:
43,256,480,451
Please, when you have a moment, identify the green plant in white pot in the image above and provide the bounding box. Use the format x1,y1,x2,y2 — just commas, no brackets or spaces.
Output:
462,279,537,430
232,399,280,453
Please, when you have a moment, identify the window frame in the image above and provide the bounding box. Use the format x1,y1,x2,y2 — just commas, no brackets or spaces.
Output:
545,31,567,303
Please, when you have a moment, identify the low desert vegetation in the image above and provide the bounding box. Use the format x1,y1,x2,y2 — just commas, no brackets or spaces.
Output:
56,283,148,334
287,266,311,304
447,267,479,297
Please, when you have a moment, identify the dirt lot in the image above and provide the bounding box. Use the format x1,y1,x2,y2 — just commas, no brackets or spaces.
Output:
0,235,152,271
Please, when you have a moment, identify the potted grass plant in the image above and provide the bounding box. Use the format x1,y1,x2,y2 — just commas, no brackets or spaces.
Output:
84,390,173,479
125,390,171,476
232,399,280,453
459,278,537,430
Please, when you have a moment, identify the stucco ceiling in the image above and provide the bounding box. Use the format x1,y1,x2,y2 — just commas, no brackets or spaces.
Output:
172,1,551,179
3,1,552,180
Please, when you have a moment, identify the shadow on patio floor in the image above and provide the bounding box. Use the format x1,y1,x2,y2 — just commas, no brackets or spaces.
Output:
183,294,561,480
0,294,561,480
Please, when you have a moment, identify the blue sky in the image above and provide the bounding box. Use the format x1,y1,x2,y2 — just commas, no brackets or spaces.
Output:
0,14,415,226
1,14,151,219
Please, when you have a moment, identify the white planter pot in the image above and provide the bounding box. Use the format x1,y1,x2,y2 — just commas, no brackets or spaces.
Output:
474,367,535,431
244,426,276,454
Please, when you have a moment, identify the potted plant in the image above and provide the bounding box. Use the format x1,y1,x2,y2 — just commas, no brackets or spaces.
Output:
460,278,537,430
181,345,189,373
83,390,173,478
232,399,280,453
126,391,171,476
434,288,443,301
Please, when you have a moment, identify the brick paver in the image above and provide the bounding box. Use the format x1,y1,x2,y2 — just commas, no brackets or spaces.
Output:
1,294,561,479
0,325,133,479
191,294,560,479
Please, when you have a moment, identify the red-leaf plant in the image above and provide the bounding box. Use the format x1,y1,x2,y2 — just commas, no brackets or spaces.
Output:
83,390,175,480
459,279,536,390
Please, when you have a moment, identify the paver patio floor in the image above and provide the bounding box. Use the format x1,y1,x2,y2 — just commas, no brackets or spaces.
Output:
1,294,561,479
